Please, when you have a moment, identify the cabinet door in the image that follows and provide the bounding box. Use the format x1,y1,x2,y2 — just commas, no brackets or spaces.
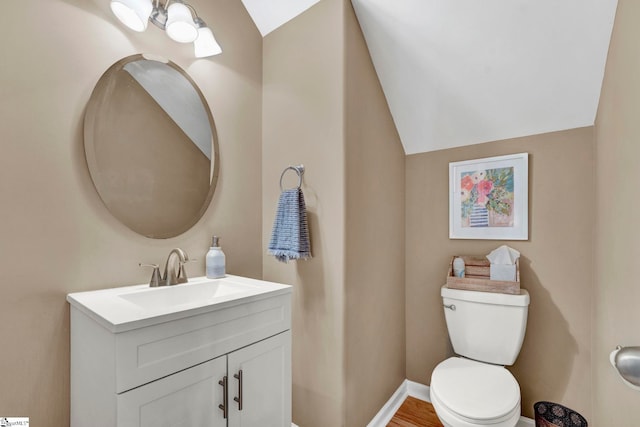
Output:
228,331,291,427
117,355,227,427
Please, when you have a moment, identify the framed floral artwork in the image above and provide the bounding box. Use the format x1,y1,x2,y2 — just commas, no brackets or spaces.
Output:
449,153,528,240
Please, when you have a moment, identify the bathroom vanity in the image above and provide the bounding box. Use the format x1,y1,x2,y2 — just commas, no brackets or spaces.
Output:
67,275,292,427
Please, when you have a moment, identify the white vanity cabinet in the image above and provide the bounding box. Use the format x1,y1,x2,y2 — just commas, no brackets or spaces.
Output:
118,332,291,427
68,275,292,427
118,354,227,427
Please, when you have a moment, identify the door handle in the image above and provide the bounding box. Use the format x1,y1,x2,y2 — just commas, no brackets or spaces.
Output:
233,370,243,410
218,376,228,419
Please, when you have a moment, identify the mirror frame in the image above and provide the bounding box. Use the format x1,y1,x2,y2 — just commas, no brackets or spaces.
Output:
84,54,220,238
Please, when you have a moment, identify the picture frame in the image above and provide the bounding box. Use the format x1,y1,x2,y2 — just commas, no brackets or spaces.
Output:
449,153,528,240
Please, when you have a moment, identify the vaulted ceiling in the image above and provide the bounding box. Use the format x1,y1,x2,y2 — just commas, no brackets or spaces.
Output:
241,0,322,36
242,0,619,155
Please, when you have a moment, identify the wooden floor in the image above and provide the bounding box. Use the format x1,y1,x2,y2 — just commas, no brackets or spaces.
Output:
387,396,444,427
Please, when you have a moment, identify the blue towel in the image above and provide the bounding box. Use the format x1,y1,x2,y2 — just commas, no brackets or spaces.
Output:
268,188,312,263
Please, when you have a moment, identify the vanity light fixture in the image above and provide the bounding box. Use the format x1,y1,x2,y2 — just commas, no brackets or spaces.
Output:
109,0,222,57
194,18,222,57
110,0,153,32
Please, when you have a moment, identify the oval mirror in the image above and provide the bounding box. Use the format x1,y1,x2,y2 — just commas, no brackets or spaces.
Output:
84,54,219,238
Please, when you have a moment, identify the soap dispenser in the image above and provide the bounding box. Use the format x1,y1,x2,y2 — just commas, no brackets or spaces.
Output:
206,236,226,279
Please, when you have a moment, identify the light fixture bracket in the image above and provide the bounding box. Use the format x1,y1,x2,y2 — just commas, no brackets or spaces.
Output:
149,4,168,29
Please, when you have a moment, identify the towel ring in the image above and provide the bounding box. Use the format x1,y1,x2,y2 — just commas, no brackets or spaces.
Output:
280,165,305,191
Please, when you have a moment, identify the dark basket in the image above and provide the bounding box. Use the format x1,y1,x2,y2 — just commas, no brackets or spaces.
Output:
534,401,587,427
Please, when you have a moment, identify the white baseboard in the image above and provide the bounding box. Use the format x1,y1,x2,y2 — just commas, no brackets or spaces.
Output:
366,379,411,427
406,379,431,402
517,418,535,427
367,379,534,427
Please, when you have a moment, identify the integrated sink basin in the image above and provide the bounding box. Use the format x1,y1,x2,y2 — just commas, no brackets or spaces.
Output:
67,275,292,332
119,279,260,310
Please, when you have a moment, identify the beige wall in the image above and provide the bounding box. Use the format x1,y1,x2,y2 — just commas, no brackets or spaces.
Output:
344,2,406,426
593,0,640,424
263,1,406,426
406,127,595,420
0,0,263,425
263,0,347,425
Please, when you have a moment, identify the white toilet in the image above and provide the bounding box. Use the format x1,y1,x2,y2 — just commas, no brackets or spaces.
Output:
430,285,530,427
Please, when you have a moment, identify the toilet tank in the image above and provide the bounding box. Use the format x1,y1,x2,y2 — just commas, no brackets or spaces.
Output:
441,285,530,365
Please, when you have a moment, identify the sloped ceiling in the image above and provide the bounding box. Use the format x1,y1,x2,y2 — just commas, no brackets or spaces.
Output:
241,0,618,154
351,0,618,154
241,0,322,36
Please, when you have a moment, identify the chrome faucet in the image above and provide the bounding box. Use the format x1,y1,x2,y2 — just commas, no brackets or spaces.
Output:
163,248,190,286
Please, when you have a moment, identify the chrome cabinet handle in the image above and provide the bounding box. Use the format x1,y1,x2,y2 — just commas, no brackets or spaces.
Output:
443,303,456,311
234,370,243,410
218,376,228,419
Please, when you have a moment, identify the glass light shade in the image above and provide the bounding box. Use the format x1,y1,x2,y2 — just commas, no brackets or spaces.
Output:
166,2,198,43
110,0,152,32
194,27,222,58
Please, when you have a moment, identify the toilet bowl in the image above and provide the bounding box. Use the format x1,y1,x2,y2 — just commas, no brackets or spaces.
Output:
431,286,529,427
430,357,520,427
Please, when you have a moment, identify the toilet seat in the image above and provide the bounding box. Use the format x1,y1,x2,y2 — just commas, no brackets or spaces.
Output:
430,357,520,426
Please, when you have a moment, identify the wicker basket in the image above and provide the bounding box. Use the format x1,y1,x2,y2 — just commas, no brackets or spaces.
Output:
446,255,520,295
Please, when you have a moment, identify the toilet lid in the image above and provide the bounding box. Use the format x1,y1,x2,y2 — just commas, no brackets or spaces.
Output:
431,357,520,422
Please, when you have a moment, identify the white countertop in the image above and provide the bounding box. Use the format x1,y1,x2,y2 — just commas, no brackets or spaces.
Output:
67,275,292,333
